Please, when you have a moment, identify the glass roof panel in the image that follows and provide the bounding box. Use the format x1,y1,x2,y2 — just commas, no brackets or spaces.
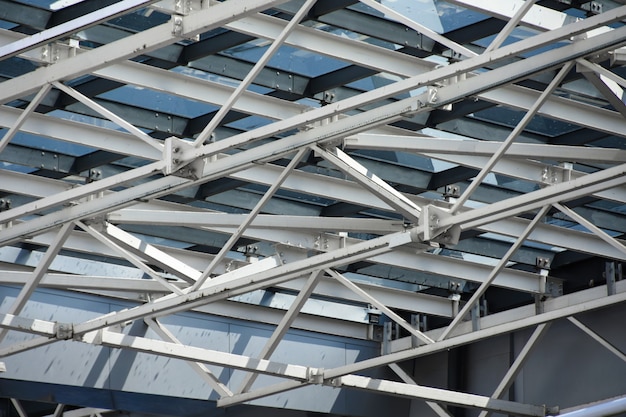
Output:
221,41,349,78
98,85,215,118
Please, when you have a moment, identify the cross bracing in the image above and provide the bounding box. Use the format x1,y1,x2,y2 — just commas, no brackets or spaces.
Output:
0,1,626,416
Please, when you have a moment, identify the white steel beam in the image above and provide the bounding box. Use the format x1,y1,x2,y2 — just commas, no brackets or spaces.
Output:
70,232,408,336
76,220,184,295
144,318,233,397
51,404,64,417
0,161,164,227
0,0,289,104
313,145,422,223
437,205,551,341
553,203,626,258
2,2,624,248
235,270,323,394
580,71,626,119
326,269,434,345
0,0,157,61
224,10,626,139
344,134,626,164
484,0,537,52
440,163,626,232
225,13,436,76
0,222,73,343
388,363,454,417
336,374,547,417
447,0,578,31
0,105,162,160
193,0,316,146
9,156,621,265
93,60,306,121
110,210,405,234
323,281,626,381
51,81,163,151
0,84,52,154
451,62,574,213
424,153,626,207
10,399,28,417
186,7,626,161
192,148,308,289
103,222,201,283
358,0,477,58
82,328,314,381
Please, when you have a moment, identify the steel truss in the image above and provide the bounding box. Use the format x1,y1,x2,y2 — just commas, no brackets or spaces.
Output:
0,1,626,416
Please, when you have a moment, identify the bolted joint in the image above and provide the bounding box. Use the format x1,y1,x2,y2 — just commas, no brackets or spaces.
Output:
55,322,74,340
418,205,460,245
0,199,11,212
535,257,551,270
163,137,206,179
443,184,460,200
307,367,325,384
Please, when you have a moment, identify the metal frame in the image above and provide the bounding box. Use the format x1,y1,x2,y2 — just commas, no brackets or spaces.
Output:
1,1,626,416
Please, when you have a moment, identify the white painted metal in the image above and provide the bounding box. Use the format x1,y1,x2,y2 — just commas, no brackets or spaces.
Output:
0,84,52,154
336,374,546,416
0,222,74,343
437,206,551,341
0,0,157,61
235,270,323,394
144,318,233,397
76,221,184,294
313,145,422,223
1,1,626,415
51,81,163,151
191,148,308,289
193,0,316,146
0,0,288,104
451,62,573,213
324,282,626,380
326,269,434,345
358,0,477,58
484,0,537,52
388,363,454,417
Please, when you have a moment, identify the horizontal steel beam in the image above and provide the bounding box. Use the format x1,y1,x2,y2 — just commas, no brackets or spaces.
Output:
336,374,546,417
0,0,288,104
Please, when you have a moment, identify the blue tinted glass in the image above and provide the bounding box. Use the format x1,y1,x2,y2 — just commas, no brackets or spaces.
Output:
223,42,347,77
98,85,215,118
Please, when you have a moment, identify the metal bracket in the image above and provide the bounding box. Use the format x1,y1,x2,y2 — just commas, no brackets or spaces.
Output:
163,137,206,179
153,0,201,15
307,367,325,384
418,204,460,245
443,184,460,201
274,243,308,264
540,163,572,186
581,1,602,15
546,276,564,297
605,261,617,296
170,14,200,41
55,322,74,340
0,199,11,212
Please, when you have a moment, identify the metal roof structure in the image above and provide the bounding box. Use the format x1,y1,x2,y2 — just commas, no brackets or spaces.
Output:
0,0,626,416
